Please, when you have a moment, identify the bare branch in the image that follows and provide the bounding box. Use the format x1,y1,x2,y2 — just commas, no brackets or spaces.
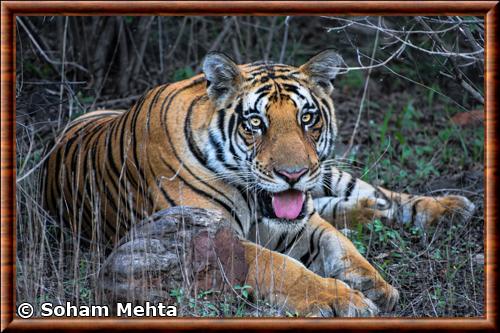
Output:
415,16,484,104
342,16,382,159
16,17,89,74
279,17,290,63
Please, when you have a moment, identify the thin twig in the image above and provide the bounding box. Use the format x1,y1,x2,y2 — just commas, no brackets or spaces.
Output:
279,17,290,63
342,16,382,159
57,17,69,131
16,17,88,73
264,17,278,62
415,16,484,104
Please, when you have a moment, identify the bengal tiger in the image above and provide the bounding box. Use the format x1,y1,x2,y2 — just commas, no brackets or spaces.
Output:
44,50,475,317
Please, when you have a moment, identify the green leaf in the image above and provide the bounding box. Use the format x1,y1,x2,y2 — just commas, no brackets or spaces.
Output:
173,66,195,81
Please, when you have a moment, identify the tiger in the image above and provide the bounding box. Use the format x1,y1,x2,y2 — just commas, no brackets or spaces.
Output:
44,50,475,317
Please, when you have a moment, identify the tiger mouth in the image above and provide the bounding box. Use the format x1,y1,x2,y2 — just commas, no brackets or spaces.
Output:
260,189,307,221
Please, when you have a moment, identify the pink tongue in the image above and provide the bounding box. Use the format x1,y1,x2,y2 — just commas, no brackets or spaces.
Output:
272,190,305,220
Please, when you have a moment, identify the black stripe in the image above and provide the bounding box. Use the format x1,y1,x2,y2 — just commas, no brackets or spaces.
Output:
252,92,270,112
281,225,306,254
255,84,272,95
217,109,227,142
68,123,100,219
111,95,150,224
104,124,133,217
234,100,244,116
184,96,208,165
158,186,177,207
300,226,319,265
89,132,118,237
161,78,205,135
334,170,343,195
248,70,297,79
319,200,330,216
130,97,151,198
146,84,170,131
116,97,146,194
323,165,333,196
95,122,140,229
343,176,357,201
411,198,423,225
145,152,177,208
208,131,240,172
227,113,240,161
282,83,305,98
331,201,340,221
208,130,227,163
273,232,288,252
306,228,326,268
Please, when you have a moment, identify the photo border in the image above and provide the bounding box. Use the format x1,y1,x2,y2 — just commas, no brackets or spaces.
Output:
1,1,497,331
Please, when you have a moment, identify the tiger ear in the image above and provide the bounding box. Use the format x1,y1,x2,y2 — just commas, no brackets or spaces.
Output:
300,49,344,95
203,52,242,105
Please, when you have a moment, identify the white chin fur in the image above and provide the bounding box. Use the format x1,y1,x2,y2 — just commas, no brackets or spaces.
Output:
261,217,307,233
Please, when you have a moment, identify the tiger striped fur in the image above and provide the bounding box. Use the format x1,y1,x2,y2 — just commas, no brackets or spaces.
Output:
44,50,475,317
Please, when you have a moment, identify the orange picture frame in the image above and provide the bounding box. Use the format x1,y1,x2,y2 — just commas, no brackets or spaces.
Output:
1,1,497,331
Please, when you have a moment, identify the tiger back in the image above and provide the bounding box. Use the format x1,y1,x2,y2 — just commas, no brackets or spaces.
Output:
44,77,250,243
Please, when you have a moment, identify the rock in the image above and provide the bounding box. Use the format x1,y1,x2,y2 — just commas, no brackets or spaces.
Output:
97,207,248,309
474,253,484,266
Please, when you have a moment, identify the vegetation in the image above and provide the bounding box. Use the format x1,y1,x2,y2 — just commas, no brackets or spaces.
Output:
16,16,484,317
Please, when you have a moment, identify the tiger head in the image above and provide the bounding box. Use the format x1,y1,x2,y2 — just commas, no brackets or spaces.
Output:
203,50,343,230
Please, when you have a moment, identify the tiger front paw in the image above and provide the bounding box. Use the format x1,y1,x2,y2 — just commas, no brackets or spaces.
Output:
304,279,379,317
411,195,476,228
363,281,399,313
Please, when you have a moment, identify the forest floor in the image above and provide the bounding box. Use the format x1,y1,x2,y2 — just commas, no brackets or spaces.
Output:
331,72,484,317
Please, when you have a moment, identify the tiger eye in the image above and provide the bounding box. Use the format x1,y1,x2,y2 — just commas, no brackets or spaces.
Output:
301,113,312,124
249,117,262,127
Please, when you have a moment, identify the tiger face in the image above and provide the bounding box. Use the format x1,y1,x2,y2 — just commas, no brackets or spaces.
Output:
203,50,344,230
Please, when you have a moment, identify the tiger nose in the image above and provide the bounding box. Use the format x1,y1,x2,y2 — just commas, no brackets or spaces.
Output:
274,167,309,184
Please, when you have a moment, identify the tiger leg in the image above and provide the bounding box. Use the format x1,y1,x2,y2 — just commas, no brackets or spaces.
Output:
313,167,475,229
267,214,399,312
241,241,378,317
